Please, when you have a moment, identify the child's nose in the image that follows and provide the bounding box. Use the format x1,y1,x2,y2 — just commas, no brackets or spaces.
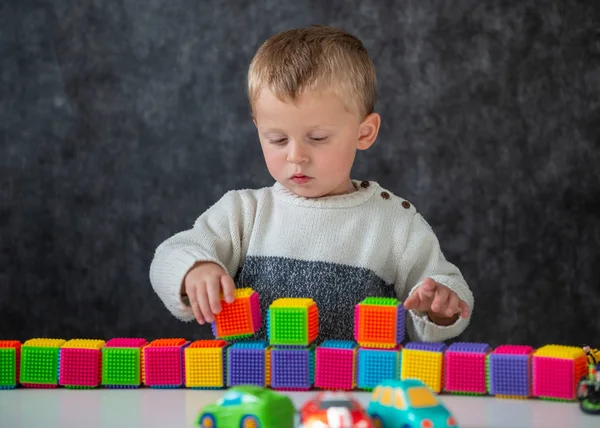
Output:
286,141,309,164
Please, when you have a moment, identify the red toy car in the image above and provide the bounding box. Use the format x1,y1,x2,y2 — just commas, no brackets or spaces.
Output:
300,391,374,428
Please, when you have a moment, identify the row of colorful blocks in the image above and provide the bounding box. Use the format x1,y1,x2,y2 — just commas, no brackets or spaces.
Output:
211,290,404,349
0,338,589,401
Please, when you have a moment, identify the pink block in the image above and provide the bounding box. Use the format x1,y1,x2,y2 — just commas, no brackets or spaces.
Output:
493,345,535,355
315,345,355,390
105,338,147,348
59,348,101,387
445,352,488,393
532,356,584,400
250,292,262,334
143,343,189,387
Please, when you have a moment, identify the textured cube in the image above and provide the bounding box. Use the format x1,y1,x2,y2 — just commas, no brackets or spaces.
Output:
227,341,270,387
444,342,491,395
102,338,148,388
59,339,105,389
268,298,319,346
401,341,446,393
270,346,315,391
143,338,190,388
488,345,534,398
357,346,402,390
315,340,357,390
532,344,588,401
211,288,262,340
354,297,405,348
0,341,21,389
20,338,66,388
185,340,228,389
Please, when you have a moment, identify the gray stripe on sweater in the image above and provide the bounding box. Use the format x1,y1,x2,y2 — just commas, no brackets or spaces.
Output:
234,255,396,343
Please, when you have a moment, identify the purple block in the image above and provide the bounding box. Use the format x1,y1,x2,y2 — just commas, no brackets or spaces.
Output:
489,353,531,396
447,342,491,353
270,347,313,390
227,341,268,387
404,341,447,352
396,306,405,343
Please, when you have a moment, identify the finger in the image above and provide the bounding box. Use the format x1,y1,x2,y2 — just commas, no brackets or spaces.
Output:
431,285,449,313
221,275,236,304
403,292,421,311
187,290,205,325
419,278,437,298
458,300,470,318
196,281,214,323
445,292,460,318
206,277,223,315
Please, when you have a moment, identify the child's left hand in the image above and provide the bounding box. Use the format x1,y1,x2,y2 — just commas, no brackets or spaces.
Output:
404,278,470,325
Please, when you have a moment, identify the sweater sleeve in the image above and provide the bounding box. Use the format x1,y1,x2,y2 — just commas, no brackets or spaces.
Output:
149,190,258,321
395,212,474,342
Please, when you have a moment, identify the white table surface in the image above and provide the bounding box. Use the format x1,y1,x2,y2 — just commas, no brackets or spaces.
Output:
0,388,598,428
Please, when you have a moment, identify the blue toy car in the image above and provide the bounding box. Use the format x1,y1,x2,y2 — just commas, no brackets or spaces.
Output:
367,379,458,428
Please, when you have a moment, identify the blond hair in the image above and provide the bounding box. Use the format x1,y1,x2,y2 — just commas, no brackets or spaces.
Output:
248,25,377,119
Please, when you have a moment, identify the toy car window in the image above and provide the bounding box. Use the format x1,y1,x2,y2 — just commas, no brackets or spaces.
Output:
406,387,440,408
394,390,407,410
217,391,243,406
241,395,259,404
381,387,393,406
319,400,352,409
372,386,382,402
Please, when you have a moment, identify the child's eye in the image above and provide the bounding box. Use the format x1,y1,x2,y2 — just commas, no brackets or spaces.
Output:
269,138,288,145
310,136,328,142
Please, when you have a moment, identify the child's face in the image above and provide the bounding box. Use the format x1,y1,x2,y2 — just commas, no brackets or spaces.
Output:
253,88,379,198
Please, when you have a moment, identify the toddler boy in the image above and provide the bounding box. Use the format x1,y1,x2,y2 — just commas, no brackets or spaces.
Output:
150,25,474,342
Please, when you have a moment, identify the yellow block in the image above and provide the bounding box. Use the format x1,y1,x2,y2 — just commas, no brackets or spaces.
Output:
23,338,66,348
231,288,255,298
401,349,444,393
534,345,585,360
266,346,272,386
185,347,224,388
61,339,105,349
271,298,315,308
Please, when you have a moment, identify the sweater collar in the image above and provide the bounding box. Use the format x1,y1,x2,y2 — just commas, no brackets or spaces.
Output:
271,179,379,208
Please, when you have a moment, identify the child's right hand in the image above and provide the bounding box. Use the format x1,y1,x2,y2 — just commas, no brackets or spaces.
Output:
182,262,235,325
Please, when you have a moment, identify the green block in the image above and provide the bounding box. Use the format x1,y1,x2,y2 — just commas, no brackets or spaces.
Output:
269,307,308,345
0,348,17,388
102,347,141,386
20,346,59,384
360,297,400,306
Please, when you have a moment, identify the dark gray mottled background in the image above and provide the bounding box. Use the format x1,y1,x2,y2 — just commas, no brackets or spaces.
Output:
1,0,599,348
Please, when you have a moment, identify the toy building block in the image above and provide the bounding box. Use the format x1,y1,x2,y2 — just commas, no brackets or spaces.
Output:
0,341,21,389
314,340,357,390
143,338,190,388
267,298,319,347
20,338,66,388
101,338,148,388
487,345,535,398
354,297,405,348
401,341,446,393
185,340,228,389
357,346,402,390
270,345,316,391
532,344,588,401
227,340,270,387
444,342,491,395
59,339,105,389
211,288,262,340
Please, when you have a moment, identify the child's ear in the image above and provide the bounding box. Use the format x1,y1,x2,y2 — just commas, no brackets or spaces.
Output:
357,112,381,150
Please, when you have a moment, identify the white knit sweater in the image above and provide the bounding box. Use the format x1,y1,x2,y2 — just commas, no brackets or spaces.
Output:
149,180,474,343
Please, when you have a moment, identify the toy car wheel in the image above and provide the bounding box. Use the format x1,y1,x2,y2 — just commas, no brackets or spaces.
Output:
199,413,217,428
240,415,261,428
370,415,384,428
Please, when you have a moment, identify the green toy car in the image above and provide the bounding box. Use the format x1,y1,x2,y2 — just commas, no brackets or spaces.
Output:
367,379,458,428
196,385,295,428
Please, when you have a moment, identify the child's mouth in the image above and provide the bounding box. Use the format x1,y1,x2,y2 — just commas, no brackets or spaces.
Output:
291,174,312,184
